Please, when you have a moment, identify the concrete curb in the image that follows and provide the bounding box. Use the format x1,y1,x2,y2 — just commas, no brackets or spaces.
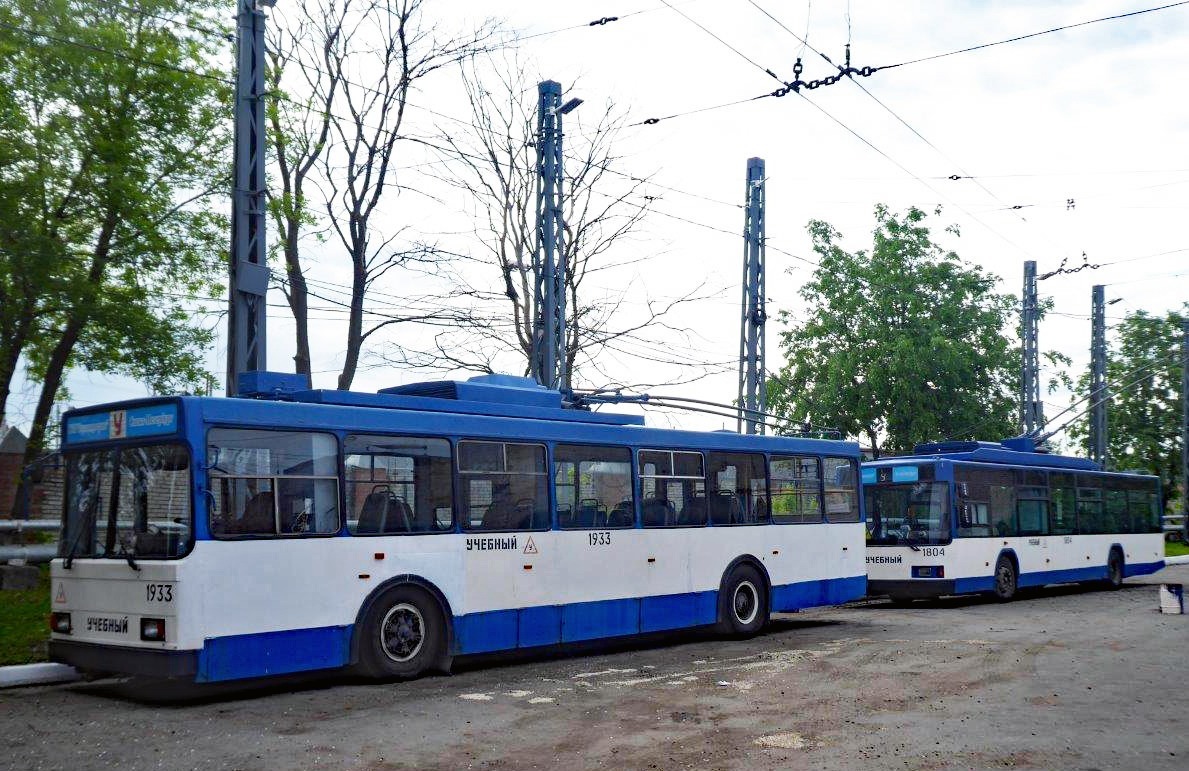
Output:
1164,555,1189,566
0,662,79,689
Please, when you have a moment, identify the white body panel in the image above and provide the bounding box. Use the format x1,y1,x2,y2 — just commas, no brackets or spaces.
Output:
866,531,1164,588
52,522,866,652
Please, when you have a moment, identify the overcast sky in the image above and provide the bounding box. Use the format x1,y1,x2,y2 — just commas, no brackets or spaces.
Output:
15,0,1189,444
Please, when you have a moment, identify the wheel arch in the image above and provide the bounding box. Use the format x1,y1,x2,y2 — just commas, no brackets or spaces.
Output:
350,574,456,669
717,554,772,623
995,548,1019,574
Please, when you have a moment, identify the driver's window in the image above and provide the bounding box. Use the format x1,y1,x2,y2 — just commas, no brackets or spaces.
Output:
207,429,339,538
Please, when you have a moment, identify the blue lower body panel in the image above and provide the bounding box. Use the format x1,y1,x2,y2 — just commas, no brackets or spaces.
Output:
1125,560,1164,578
197,625,351,682
771,575,866,611
193,575,868,680
453,575,865,654
946,560,1166,597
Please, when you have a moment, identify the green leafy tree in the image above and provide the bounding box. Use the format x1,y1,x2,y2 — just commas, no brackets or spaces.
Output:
0,0,227,473
768,205,1019,457
1068,306,1185,507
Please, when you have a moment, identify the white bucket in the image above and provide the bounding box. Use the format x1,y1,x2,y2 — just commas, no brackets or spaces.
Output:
1159,583,1184,614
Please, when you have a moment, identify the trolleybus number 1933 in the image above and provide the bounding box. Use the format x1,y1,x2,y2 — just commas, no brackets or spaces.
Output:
145,584,174,603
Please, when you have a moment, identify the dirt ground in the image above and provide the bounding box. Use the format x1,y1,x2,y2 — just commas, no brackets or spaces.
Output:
2,564,1186,771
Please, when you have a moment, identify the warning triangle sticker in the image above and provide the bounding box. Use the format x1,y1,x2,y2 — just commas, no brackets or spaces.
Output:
54,583,66,604
523,536,539,555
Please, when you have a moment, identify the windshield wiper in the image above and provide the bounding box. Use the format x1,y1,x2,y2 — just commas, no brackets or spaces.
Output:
897,532,922,552
115,544,140,571
62,500,99,570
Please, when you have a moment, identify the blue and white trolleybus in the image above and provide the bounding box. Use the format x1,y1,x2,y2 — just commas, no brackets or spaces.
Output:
48,374,867,682
863,438,1165,602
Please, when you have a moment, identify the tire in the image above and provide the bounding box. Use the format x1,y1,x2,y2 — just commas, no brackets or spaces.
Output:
1103,549,1124,590
356,585,444,680
992,556,1017,602
718,564,768,636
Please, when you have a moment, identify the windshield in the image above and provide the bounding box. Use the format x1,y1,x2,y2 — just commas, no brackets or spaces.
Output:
61,444,192,559
865,482,951,546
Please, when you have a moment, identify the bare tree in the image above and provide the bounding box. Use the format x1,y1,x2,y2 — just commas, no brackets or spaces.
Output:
266,0,497,388
265,2,343,379
393,53,717,390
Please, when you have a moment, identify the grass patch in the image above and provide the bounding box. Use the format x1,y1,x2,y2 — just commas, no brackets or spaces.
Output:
0,564,50,665
1167,540,1189,558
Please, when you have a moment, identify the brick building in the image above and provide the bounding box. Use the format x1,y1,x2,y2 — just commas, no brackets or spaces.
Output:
0,425,27,519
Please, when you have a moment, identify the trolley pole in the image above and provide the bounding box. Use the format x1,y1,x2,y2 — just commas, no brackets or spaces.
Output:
531,81,579,391
1020,261,1043,434
226,0,273,396
737,158,766,435
1089,285,1107,467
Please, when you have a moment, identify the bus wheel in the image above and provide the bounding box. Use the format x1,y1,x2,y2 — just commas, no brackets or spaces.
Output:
993,556,1017,602
1103,549,1124,590
718,564,767,636
357,585,443,680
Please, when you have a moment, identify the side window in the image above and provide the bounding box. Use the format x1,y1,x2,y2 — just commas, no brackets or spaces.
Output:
208,429,340,537
345,435,453,534
1016,474,1049,537
1105,484,1129,533
770,456,821,524
1048,473,1077,535
459,441,548,531
1127,480,1161,534
554,445,634,529
706,453,767,525
639,449,706,527
1076,478,1103,534
955,466,992,537
989,482,1017,537
822,457,860,523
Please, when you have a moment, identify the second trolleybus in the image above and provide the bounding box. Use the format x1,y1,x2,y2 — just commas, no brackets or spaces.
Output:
863,438,1165,602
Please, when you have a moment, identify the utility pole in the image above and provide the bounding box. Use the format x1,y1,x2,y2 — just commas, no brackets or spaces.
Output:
226,0,273,396
737,158,766,435
531,80,581,391
1182,318,1188,527
1089,285,1107,467
1020,261,1043,434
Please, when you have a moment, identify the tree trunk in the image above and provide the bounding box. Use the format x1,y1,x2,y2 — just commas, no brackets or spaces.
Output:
0,317,31,429
867,429,881,460
284,219,312,380
337,246,367,391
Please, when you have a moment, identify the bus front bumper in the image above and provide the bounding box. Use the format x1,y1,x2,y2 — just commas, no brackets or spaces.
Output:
49,640,197,679
867,579,956,599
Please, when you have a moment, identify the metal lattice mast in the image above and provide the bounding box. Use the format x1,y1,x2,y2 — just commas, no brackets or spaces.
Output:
531,81,568,390
736,158,766,435
1182,318,1188,525
1089,285,1108,467
226,0,272,395
1021,261,1042,434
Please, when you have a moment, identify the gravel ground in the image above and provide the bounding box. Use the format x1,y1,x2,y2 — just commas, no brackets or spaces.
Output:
2,564,1186,771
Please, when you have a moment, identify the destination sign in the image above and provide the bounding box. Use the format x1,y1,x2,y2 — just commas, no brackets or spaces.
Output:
64,403,179,445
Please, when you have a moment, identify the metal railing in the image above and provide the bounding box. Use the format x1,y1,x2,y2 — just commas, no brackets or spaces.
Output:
0,518,59,563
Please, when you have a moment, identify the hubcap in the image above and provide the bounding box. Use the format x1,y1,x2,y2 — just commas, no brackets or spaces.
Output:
733,580,759,625
380,603,425,663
